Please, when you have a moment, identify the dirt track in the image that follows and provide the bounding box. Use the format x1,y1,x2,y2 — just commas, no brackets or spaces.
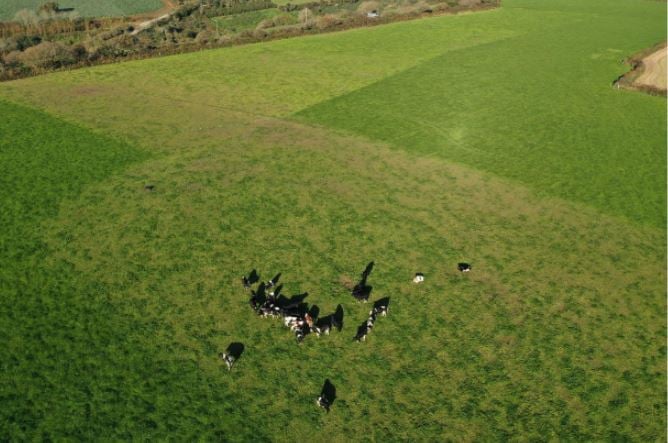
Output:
634,45,667,91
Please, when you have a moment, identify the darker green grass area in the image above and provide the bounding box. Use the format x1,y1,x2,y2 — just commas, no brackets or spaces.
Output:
297,0,667,228
0,100,271,440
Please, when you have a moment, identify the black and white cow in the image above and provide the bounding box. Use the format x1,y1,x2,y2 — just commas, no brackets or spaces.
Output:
219,342,244,371
265,273,281,289
241,269,260,289
370,297,390,317
317,379,336,412
354,322,369,342
458,263,471,272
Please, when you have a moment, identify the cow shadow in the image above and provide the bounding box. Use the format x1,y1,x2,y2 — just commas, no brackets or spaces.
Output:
248,269,260,285
334,304,344,331
321,379,336,407
352,261,374,301
226,342,245,360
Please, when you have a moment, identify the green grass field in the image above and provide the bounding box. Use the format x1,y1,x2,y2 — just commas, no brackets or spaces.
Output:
0,0,665,440
211,9,294,34
0,0,163,21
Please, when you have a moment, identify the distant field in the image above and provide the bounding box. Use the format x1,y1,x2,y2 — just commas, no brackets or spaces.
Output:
272,0,313,5
211,9,295,33
0,0,163,21
0,0,665,440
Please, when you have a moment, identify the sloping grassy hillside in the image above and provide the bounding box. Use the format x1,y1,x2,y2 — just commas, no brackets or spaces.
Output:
0,0,665,440
0,0,163,21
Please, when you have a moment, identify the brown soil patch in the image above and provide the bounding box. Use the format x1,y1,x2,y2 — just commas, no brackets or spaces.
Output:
614,42,667,96
634,46,666,90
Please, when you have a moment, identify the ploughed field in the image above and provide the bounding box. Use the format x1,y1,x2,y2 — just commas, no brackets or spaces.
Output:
0,0,665,440
0,0,164,21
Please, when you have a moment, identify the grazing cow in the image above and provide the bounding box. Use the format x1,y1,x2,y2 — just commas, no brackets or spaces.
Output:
242,269,260,289
317,379,336,412
314,304,344,336
352,283,372,302
283,315,301,328
354,322,369,342
366,312,377,330
313,317,332,336
144,184,155,191
413,273,425,283
458,263,471,272
268,284,283,300
219,342,244,371
295,323,311,343
265,273,281,289
220,352,235,370
249,282,268,312
371,297,390,317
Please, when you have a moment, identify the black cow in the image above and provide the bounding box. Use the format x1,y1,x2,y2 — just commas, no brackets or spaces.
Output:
265,273,281,289
242,269,260,289
354,322,369,342
366,312,377,330
458,263,471,272
219,342,244,371
314,304,344,336
317,379,336,412
370,297,390,317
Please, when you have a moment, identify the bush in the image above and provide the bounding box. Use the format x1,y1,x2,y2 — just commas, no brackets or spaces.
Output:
315,14,342,30
16,35,42,51
414,0,433,13
2,50,22,68
18,41,75,69
252,28,268,39
357,1,380,15
298,8,314,28
195,29,214,43
255,19,274,30
272,13,297,27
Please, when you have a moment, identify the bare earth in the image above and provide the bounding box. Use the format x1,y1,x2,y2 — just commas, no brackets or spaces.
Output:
634,46,667,91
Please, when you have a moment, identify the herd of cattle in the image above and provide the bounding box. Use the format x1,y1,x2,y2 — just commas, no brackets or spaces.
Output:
244,262,393,345
222,261,472,412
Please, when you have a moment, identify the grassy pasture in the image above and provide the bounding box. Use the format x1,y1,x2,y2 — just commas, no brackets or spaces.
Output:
297,0,667,228
0,0,665,440
211,9,294,34
0,0,163,21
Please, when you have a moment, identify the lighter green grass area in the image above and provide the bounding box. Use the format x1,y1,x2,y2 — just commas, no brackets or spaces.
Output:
0,7,526,116
0,0,665,440
0,0,163,21
272,0,313,5
211,9,291,33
